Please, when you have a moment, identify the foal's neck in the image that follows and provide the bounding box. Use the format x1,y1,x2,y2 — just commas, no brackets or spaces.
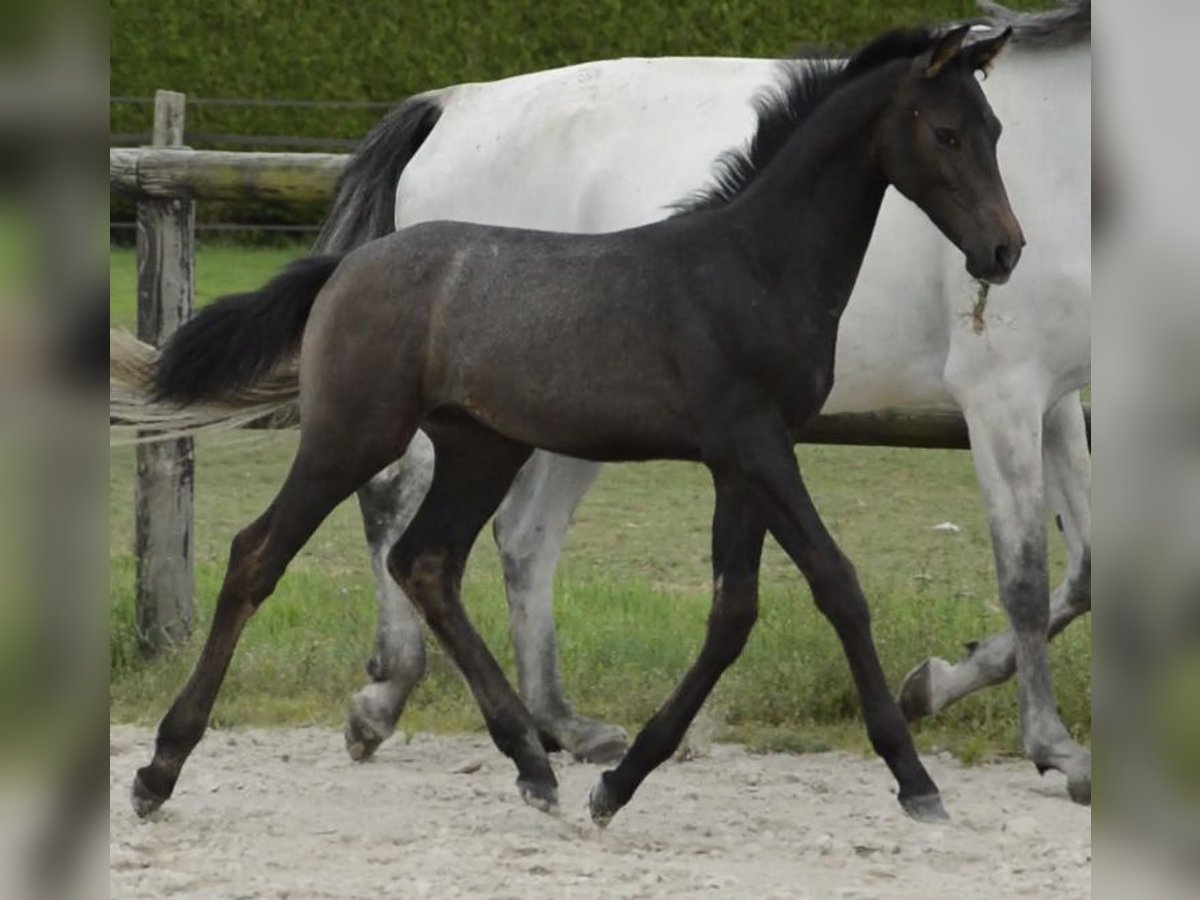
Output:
728,63,902,319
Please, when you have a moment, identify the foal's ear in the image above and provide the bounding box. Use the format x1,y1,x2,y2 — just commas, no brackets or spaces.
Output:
963,27,1013,77
924,25,972,78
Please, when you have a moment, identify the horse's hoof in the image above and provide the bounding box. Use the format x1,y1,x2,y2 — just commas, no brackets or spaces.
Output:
131,771,168,819
588,773,624,828
343,716,389,762
571,723,629,765
1066,772,1091,806
1031,743,1091,805
517,778,559,815
899,791,950,824
541,716,629,764
344,691,398,762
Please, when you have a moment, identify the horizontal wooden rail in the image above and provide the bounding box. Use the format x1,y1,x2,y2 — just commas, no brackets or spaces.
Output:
110,147,349,203
805,407,1090,451
204,404,1092,452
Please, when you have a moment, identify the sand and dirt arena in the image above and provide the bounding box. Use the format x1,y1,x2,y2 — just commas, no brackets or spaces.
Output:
110,725,1090,899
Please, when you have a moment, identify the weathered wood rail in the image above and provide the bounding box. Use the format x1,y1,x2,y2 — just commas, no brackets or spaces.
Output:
113,90,1090,654
110,147,347,203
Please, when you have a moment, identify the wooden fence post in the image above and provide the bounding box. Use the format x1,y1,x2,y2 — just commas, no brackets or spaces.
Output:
135,90,195,656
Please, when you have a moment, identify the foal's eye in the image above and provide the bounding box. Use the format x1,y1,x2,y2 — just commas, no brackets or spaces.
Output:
934,128,960,149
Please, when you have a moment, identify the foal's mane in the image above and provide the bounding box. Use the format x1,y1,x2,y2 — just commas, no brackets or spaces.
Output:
673,28,938,215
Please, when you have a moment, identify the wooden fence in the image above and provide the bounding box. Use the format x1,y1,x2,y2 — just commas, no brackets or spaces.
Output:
113,90,1091,655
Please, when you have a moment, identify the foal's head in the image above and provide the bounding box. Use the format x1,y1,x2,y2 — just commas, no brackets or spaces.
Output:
876,26,1024,284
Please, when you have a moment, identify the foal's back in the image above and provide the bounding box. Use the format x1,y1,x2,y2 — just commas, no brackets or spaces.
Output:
302,219,721,460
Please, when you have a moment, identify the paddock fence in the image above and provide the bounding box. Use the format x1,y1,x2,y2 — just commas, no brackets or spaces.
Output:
112,90,1092,656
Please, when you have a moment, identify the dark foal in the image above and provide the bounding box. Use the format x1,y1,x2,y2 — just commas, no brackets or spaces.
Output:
133,25,1021,826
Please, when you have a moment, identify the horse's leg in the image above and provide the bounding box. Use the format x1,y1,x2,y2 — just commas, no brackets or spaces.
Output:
917,390,1090,804
344,432,435,761
387,429,558,812
132,429,410,817
589,472,765,826
492,452,628,762
899,391,1091,718
719,419,944,822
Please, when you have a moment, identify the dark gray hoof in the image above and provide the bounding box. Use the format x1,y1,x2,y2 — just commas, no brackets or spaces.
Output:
517,778,559,815
1067,773,1091,806
343,717,387,762
897,660,934,722
899,791,950,824
131,772,168,818
541,717,630,765
588,774,624,828
572,725,629,765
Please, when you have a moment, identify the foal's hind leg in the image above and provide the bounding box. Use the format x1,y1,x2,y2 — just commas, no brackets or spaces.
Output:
590,472,765,825
132,432,408,816
345,433,435,761
387,426,558,812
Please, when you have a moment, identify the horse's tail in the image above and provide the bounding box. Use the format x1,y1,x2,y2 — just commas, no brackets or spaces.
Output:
108,255,341,443
312,91,444,253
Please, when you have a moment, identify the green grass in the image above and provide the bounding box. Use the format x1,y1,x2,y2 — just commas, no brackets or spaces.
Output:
109,243,1091,761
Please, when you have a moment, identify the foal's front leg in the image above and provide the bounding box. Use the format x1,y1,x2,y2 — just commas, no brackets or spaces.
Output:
590,474,765,825
736,416,946,822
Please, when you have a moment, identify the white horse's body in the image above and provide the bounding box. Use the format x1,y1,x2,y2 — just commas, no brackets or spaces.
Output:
341,12,1091,798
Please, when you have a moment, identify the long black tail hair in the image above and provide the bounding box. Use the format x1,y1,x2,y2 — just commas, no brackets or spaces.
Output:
152,256,342,404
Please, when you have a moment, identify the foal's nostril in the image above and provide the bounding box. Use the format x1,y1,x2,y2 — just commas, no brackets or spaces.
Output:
994,244,1014,273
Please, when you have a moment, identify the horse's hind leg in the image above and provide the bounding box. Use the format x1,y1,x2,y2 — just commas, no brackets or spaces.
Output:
492,452,628,762
387,426,558,812
132,426,416,817
344,432,435,762
921,390,1089,804
899,392,1091,719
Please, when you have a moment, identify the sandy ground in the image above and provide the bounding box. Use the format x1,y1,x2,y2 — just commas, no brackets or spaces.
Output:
110,725,1091,899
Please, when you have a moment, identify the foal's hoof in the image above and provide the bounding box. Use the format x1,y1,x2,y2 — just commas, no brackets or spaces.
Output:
131,772,168,819
588,773,624,828
517,778,559,815
899,791,950,824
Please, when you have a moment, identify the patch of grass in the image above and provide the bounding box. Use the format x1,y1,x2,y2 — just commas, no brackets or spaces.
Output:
109,244,1091,764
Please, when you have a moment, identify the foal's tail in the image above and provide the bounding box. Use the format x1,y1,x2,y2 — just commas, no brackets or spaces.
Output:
153,255,342,405
109,256,340,443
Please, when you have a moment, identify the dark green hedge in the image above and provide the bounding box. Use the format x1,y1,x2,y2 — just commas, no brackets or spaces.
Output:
111,0,1043,232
